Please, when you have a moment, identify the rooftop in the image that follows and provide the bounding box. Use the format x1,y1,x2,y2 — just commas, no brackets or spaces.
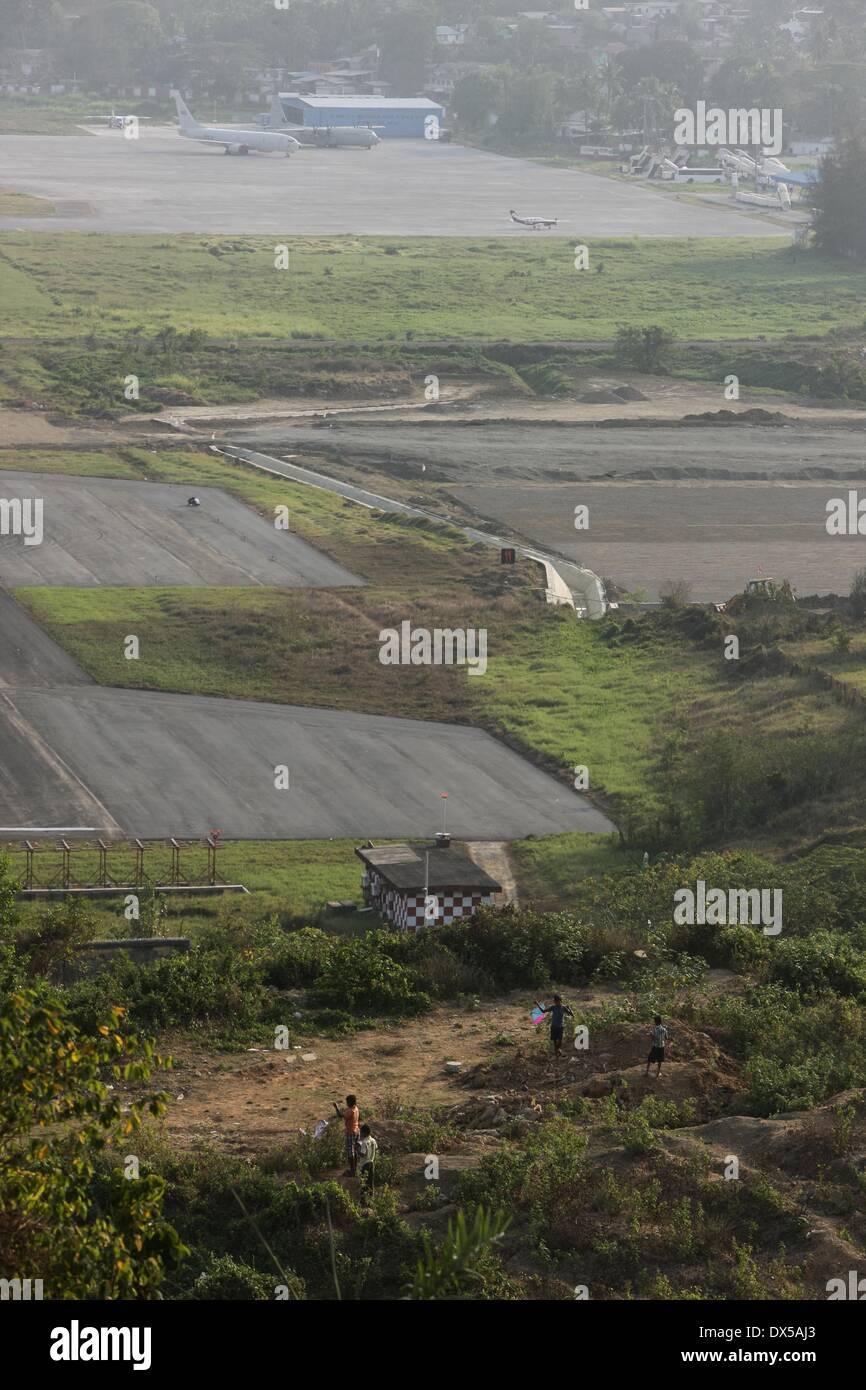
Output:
356,842,502,893
279,94,443,109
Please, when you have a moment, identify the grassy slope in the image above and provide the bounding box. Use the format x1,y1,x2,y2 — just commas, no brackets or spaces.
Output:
0,190,55,216
784,632,866,692
13,449,716,827
2,234,866,342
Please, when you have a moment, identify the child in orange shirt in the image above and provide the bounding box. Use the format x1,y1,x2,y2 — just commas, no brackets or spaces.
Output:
333,1094,360,1176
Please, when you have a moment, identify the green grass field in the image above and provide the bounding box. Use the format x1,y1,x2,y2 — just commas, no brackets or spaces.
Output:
1,234,864,343
783,633,866,693
3,837,362,913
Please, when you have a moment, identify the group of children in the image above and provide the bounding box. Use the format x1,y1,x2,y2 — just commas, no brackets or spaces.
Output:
331,1094,378,1189
536,995,669,1076
322,1009,667,1190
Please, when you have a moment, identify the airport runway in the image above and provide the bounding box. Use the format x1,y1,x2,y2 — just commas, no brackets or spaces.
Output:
0,128,785,237
229,419,866,602
0,598,610,839
0,473,361,588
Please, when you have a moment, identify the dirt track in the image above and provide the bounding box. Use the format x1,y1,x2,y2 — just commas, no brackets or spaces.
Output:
228,418,866,601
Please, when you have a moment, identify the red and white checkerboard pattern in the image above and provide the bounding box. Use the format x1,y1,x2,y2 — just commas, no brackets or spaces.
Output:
362,871,492,933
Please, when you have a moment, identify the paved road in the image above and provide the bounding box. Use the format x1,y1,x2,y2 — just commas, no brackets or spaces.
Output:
0,590,91,688
0,472,361,588
10,684,611,839
0,593,611,839
0,129,785,237
0,594,117,830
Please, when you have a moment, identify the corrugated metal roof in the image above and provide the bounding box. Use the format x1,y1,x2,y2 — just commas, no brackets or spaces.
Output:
355,842,501,893
279,94,443,109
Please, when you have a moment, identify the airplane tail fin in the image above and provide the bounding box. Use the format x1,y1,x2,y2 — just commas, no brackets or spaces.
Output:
171,90,199,133
269,94,285,128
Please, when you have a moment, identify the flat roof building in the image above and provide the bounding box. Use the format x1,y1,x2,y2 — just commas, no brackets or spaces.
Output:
277,93,445,137
356,841,501,932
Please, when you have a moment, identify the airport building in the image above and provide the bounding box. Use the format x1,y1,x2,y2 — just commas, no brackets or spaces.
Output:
356,841,501,932
276,94,445,137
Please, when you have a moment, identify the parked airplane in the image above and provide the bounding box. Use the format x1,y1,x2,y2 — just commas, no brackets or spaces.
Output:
171,91,301,155
268,95,379,149
509,209,558,229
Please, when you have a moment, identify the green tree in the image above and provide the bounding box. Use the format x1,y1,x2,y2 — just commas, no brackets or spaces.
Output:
497,69,558,142
0,990,185,1297
850,566,866,616
812,137,866,260
615,324,677,373
68,1,167,86
375,6,433,96
450,69,502,130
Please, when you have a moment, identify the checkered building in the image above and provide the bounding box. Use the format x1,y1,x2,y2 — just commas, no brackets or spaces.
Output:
355,842,501,933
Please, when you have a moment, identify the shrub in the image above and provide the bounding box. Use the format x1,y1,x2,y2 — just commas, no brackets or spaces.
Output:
66,947,266,1033
767,932,866,998
614,324,676,373
312,938,430,1016
187,1254,300,1300
438,907,587,990
262,927,334,989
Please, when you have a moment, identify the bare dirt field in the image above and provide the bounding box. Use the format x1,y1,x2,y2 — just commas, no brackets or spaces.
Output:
153,991,684,1155
232,416,866,601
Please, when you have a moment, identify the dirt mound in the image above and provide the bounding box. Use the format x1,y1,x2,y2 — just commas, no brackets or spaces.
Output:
445,1090,545,1136
732,643,791,678
682,407,790,426
460,1021,744,1120
578,386,648,405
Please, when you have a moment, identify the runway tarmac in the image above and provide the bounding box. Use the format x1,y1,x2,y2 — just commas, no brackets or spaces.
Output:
0,472,361,588
0,598,610,839
0,128,785,237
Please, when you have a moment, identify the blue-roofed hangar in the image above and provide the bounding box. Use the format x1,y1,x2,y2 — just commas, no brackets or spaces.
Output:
277,94,445,138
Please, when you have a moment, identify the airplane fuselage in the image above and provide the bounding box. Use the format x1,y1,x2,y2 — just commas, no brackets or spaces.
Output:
180,126,299,154
509,211,557,229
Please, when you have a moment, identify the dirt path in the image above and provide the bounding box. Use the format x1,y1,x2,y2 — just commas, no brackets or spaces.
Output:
466,841,519,906
157,997,544,1156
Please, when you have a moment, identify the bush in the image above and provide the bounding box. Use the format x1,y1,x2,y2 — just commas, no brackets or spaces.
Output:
188,1254,299,1300
16,899,95,977
66,947,267,1033
438,907,587,990
312,938,430,1016
262,927,334,989
614,324,676,373
767,932,866,998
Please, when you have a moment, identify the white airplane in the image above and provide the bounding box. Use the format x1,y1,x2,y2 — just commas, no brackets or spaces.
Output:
268,95,379,149
171,91,301,155
101,111,152,129
510,209,558,229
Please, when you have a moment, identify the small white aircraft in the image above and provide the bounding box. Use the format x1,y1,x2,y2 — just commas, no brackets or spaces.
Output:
267,95,379,149
509,209,559,229
103,111,152,129
172,91,300,155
